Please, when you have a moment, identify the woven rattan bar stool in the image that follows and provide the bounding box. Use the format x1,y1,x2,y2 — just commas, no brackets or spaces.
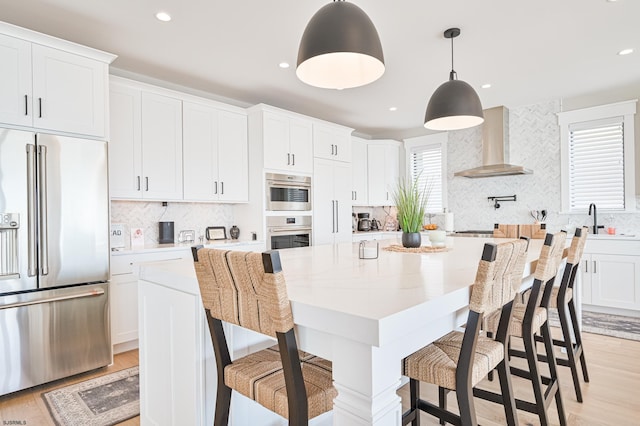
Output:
192,247,336,426
531,226,589,402
402,239,529,426
482,232,568,426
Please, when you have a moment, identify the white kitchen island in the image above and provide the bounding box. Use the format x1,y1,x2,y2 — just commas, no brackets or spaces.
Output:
137,237,551,426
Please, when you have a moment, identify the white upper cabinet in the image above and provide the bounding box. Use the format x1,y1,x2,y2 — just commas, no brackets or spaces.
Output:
367,140,400,206
351,136,368,206
140,92,183,200
262,110,313,174
183,101,248,202
0,24,115,138
0,34,32,127
313,122,352,162
109,78,183,201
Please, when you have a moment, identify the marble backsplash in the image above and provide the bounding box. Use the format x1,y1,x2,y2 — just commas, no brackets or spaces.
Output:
110,200,234,248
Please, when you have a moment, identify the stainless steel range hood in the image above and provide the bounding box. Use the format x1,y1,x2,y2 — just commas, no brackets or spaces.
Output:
454,106,532,178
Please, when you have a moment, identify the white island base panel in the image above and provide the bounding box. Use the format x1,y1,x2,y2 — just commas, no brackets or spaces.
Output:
137,238,552,425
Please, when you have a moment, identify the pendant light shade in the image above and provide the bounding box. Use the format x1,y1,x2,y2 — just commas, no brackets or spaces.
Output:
297,1,385,89
424,28,483,131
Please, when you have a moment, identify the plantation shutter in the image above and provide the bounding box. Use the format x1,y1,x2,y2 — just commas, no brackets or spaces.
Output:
410,143,442,212
569,117,625,211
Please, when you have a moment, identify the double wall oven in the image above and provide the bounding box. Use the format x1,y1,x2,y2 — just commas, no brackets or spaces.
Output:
265,173,312,249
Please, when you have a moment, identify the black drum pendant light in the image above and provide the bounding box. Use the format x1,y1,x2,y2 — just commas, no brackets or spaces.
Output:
424,28,484,131
297,0,385,89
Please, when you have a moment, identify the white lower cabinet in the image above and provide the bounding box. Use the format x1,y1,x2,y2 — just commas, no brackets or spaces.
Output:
110,248,190,352
313,158,352,245
582,238,640,313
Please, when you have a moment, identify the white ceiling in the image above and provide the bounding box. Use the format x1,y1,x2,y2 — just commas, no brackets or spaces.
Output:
2,0,639,139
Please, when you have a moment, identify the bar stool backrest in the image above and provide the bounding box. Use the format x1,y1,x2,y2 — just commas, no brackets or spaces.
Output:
469,239,529,314
533,232,566,282
567,227,588,265
193,248,293,338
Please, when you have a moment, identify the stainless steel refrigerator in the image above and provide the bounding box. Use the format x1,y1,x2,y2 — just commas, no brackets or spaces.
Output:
0,128,111,396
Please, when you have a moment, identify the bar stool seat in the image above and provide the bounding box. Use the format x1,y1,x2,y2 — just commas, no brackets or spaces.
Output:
225,346,336,420
486,302,548,339
404,331,504,391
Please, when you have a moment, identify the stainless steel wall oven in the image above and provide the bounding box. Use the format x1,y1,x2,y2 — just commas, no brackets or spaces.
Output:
266,216,311,250
265,173,311,211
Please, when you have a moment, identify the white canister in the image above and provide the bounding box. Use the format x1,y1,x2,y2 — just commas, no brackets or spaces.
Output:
445,211,454,233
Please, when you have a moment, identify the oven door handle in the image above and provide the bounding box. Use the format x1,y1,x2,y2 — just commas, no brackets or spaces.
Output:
268,227,312,234
267,182,311,189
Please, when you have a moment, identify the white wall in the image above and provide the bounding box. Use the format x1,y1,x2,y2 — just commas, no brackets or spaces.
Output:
446,99,640,235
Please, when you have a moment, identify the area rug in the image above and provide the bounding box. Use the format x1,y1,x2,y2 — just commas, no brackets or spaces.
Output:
42,367,139,426
549,310,640,342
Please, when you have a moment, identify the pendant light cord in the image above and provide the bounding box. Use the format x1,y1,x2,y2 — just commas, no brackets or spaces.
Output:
449,36,457,81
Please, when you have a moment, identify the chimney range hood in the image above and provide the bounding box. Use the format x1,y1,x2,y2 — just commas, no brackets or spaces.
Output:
454,106,532,178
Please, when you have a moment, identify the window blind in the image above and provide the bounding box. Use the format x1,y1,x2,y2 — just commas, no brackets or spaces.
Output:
410,144,442,212
569,117,625,211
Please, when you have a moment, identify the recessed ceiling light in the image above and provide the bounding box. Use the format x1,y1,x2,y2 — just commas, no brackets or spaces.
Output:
279,62,290,69
618,48,634,56
389,107,397,111
155,11,172,22
481,83,492,89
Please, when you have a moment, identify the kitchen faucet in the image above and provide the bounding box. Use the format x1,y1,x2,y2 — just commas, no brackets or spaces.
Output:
588,203,604,234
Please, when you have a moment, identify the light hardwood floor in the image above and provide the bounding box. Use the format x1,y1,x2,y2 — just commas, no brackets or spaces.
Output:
0,349,140,426
1,330,639,425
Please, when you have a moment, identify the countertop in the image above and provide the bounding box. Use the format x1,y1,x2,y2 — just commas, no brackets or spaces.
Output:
111,239,264,255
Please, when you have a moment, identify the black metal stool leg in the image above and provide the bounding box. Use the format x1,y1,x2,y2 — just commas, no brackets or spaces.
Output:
568,299,589,383
541,321,568,426
438,387,447,425
523,325,550,426
558,302,583,402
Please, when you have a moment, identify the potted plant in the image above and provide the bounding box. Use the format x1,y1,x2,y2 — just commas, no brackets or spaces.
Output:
392,176,431,248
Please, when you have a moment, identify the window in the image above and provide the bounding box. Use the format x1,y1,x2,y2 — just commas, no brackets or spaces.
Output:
404,133,447,213
559,100,636,213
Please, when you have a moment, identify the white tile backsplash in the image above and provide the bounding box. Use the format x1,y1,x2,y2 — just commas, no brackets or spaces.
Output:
110,201,234,247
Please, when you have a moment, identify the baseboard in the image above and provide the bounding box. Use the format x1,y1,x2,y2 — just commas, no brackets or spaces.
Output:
113,339,139,354
582,304,640,318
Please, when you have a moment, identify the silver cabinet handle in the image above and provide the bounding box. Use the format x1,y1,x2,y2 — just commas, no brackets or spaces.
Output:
292,153,295,166
331,144,335,155
585,260,588,273
593,260,596,274
335,200,339,232
136,176,141,191
145,177,149,191
38,145,48,276
24,94,28,115
335,144,338,156
332,200,336,233
26,144,37,277
214,181,218,194
221,182,224,195
287,153,291,165
38,98,42,118
0,288,105,310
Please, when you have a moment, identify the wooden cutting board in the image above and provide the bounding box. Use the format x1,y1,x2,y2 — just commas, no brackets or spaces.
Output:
519,223,547,239
493,224,518,238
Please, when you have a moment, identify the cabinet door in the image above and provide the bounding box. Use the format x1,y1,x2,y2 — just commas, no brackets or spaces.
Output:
591,254,640,310
110,273,139,345
289,118,313,173
384,144,400,203
32,44,106,137
367,144,388,205
141,92,183,200
218,111,248,202
312,159,336,246
351,138,368,206
263,112,289,171
313,124,352,163
333,161,353,243
183,101,217,201
109,83,143,198
0,34,32,127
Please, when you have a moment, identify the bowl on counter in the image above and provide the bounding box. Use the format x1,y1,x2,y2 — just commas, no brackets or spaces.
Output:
428,230,447,246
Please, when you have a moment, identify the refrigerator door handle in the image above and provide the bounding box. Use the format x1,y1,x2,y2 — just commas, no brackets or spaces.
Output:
38,145,49,276
26,144,37,277
0,288,105,310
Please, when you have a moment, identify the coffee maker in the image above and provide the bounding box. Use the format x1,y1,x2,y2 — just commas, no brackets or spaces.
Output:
357,213,371,231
